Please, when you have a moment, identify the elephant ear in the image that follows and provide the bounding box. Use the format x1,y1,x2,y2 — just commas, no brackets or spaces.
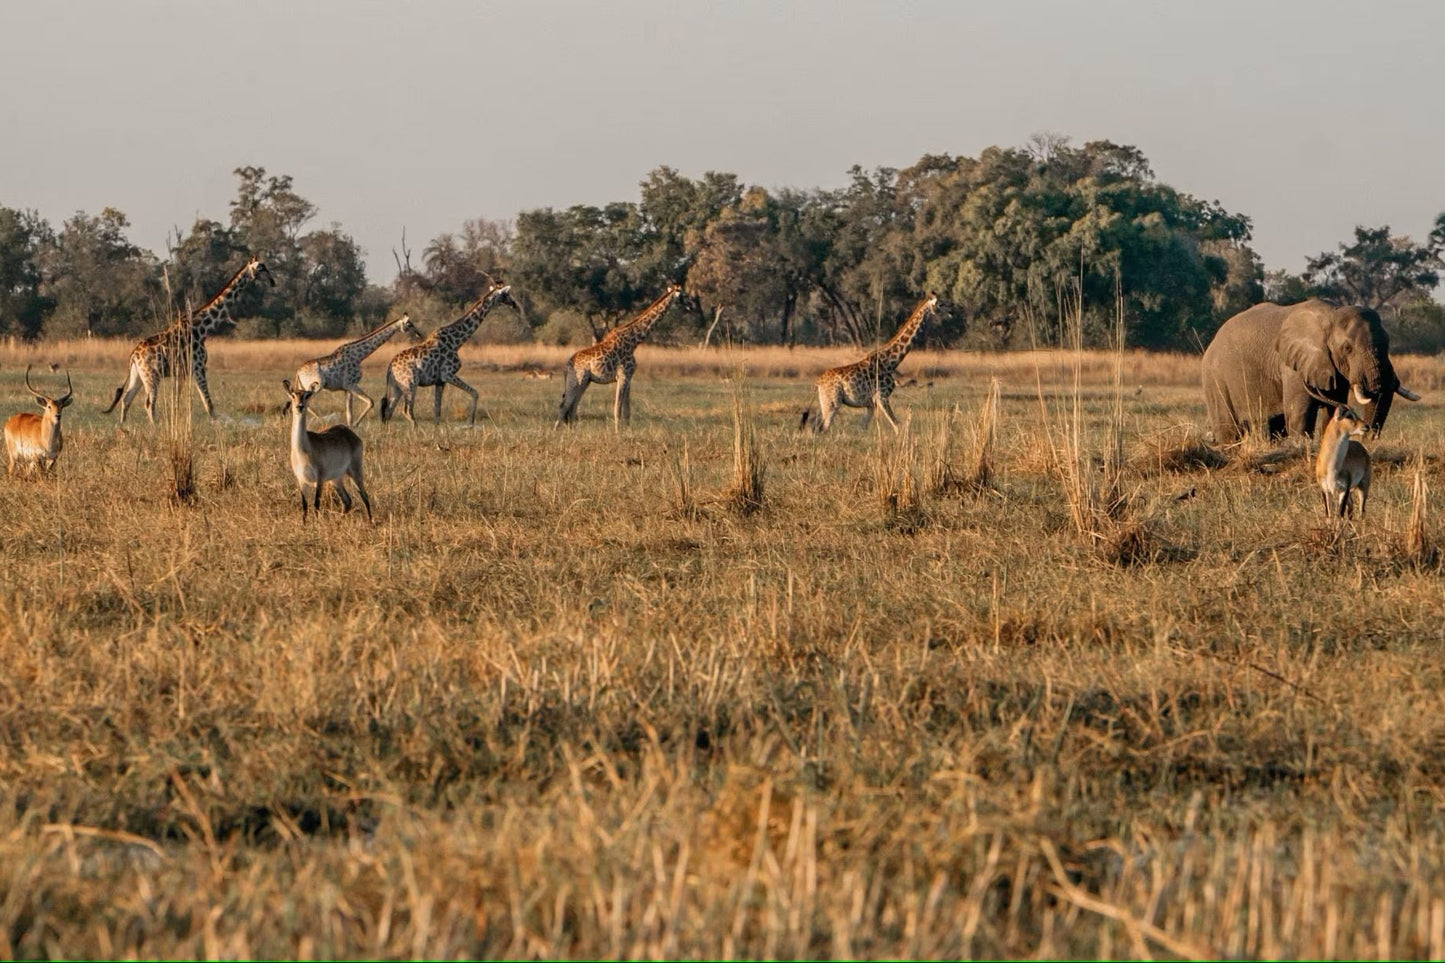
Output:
1277,307,1339,394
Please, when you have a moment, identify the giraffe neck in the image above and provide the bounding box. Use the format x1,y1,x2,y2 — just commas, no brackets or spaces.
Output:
433,294,497,349
344,316,409,360
609,288,680,351
871,297,936,371
185,263,261,338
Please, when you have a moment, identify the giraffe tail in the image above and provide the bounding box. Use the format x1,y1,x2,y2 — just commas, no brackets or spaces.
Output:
379,371,394,422
102,383,125,414
799,406,813,431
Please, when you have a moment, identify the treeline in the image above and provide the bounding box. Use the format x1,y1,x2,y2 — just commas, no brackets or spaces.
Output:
3,139,1443,350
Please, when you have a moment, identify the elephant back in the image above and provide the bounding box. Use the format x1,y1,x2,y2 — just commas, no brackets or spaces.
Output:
1203,302,1291,373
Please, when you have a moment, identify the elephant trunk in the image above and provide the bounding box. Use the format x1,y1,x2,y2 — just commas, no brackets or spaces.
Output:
1350,356,1395,437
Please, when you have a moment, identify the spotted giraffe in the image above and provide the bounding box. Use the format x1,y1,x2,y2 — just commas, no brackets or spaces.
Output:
379,282,518,426
804,293,940,433
105,256,274,424
554,284,684,430
293,314,419,425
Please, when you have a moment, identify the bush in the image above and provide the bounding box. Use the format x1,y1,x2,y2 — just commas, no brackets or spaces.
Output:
534,308,593,346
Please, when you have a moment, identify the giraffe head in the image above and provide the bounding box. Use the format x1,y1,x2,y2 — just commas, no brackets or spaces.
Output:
484,283,518,313
244,256,276,288
397,314,421,340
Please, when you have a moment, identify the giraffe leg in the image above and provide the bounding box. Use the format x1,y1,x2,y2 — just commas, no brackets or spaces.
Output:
194,379,216,418
433,384,446,424
555,369,587,428
142,372,159,425
403,385,418,426
814,384,835,434
447,377,480,427
108,369,143,423
613,376,629,431
193,350,216,417
121,373,144,424
877,395,901,433
380,372,398,423
347,387,375,425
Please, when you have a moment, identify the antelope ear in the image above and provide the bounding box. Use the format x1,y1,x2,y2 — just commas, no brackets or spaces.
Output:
1398,385,1422,401
282,379,292,392
35,397,47,409
1277,306,1338,395
57,396,73,409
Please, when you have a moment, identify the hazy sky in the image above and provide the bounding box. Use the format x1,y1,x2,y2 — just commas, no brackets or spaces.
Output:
2,0,1440,282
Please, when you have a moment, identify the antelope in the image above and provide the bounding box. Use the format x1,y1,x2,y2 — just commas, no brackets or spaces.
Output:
283,379,373,522
5,366,73,476
1316,405,1372,519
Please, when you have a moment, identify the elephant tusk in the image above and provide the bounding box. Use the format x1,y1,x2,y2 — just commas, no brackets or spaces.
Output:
1352,385,1372,407
1397,385,1422,401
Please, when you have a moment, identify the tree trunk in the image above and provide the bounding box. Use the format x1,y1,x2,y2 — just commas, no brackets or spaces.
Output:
778,293,795,346
700,305,725,349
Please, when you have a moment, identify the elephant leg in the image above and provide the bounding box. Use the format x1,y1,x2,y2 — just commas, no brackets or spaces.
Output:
1204,380,1241,444
1282,384,1317,439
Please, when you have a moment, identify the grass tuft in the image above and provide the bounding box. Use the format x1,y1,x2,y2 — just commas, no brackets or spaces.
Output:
727,376,767,515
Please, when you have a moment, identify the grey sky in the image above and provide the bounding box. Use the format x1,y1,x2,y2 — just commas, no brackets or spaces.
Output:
2,0,1440,283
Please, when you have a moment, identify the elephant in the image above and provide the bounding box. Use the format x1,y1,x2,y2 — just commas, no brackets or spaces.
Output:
1201,299,1419,444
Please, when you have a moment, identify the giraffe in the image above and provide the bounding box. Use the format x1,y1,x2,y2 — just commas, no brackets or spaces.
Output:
293,314,419,425
104,256,274,424
803,293,940,434
379,282,518,426
554,283,684,430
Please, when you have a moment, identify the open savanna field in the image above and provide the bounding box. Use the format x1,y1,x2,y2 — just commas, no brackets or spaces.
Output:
7,337,1445,958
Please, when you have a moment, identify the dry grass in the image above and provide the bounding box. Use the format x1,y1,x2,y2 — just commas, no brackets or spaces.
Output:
4,340,1445,957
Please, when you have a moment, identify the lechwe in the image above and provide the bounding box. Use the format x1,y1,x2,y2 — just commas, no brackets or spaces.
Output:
283,379,373,522
1316,405,1372,519
4,365,73,476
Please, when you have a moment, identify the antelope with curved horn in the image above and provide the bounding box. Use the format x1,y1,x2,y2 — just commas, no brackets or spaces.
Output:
5,366,74,476
283,379,373,522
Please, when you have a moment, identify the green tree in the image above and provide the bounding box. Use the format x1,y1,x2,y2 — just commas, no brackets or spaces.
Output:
512,203,655,341
166,217,242,312
638,166,741,280
1262,268,1309,305
686,186,825,345
914,140,1259,348
297,226,367,332
421,217,513,306
0,206,53,339
40,207,159,337
1303,221,1444,316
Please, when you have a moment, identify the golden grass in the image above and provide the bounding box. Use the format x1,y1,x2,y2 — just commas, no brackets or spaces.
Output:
3,341,1445,956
